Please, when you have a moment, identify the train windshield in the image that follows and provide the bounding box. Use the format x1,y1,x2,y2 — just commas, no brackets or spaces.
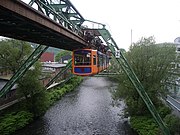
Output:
74,50,91,65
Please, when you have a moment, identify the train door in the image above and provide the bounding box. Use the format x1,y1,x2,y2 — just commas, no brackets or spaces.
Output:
97,51,101,73
91,50,98,74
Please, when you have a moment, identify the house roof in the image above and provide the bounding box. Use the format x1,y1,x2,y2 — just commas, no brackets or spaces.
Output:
42,63,66,68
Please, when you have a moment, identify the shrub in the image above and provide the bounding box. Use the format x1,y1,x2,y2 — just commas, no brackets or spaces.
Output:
157,106,171,118
48,76,83,104
130,116,160,135
164,114,180,135
0,76,83,135
0,111,33,135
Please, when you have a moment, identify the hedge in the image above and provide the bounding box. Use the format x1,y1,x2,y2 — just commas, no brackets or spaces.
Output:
130,116,160,135
0,76,83,135
0,111,33,135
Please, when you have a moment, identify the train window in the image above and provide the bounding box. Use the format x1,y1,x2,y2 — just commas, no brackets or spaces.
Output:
93,55,96,65
97,55,99,67
100,55,103,66
74,50,91,65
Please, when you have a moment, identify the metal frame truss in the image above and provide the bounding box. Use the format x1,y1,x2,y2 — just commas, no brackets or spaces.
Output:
97,28,170,135
45,59,72,88
29,0,85,36
0,45,48,98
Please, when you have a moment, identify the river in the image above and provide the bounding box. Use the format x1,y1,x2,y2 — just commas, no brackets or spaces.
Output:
14,77,135,135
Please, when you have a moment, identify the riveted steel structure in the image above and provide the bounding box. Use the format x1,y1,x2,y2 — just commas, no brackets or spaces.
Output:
0,0,88,50
45,59,72,88
0,0,87,97
0,1,171,134
0,45,48,97
29,0,85,35
96,28,170,135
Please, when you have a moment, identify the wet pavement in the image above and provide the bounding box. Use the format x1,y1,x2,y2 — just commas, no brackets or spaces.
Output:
14,77,135,135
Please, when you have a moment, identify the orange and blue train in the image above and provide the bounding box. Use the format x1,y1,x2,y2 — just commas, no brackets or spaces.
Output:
72,49,110,76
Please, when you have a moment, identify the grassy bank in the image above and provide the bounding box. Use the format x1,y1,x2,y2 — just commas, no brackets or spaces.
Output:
0,76,83,135
109,75,180,135
47,76,83,105
130,106,180,135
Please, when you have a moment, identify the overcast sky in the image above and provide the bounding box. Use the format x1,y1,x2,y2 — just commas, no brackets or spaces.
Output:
22,0,180,50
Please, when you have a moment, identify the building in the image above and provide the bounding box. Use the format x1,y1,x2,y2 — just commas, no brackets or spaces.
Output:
166,39,180,101
0,62,69,107
41,62,68,86
36,46,61,62
59,55,72,63
40,52,54,62
0,79,17,106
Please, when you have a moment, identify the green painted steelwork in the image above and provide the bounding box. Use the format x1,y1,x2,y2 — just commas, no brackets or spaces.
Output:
97,73,121,75
46,74,74,90
29,0,85,35
0,0,82,97
50,4,67,9
98,28,170,135
91,73,118,77
54,74,74,88
0,1,170,134
45,59,72,88
0,45,48,98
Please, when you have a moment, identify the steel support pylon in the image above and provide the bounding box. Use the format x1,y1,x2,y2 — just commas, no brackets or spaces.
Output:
45,59,72,88
98,28,170,135
0,45,48,98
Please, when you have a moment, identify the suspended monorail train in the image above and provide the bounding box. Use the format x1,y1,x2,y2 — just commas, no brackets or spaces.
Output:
72,49,110,76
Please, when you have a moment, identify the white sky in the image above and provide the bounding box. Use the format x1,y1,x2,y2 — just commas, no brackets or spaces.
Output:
22,0,180,50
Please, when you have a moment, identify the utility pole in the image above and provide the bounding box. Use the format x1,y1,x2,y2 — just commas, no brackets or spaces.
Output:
131,29,132,46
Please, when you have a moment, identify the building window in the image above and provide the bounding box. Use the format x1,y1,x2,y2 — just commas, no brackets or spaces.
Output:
177,47,180,52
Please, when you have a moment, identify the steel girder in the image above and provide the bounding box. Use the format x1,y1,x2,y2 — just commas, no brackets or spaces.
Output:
53,74,74,88
29,0,85,36
0,45,48,98
98,28,170,135
45,59,72,88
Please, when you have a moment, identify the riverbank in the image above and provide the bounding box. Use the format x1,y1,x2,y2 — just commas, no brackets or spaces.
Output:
0,76,83,135
109,76,180,135
14,77,135,135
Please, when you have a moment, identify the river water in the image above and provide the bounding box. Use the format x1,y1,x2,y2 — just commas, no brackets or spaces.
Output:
15,77,135,135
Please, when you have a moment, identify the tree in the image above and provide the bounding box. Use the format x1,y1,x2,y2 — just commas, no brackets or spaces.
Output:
17,62,49,118
0,39,32,73
55,50,71,62
113,36,177,116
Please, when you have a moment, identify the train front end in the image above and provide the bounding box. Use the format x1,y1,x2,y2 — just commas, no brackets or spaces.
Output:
72,49,93,76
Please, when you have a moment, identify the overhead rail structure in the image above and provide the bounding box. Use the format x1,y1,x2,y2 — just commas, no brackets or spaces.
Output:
0,0,88,51
0,45,48,97
45,59,72,88
0,1,170,134
96,28,170,135
0,0,88,97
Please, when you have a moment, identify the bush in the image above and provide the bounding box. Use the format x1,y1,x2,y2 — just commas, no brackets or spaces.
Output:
164,114,180,135
48,76,83,105
28,90,50,118
130,116,160,135
0,76,83,135
157,106,171,118
0,111,33,135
